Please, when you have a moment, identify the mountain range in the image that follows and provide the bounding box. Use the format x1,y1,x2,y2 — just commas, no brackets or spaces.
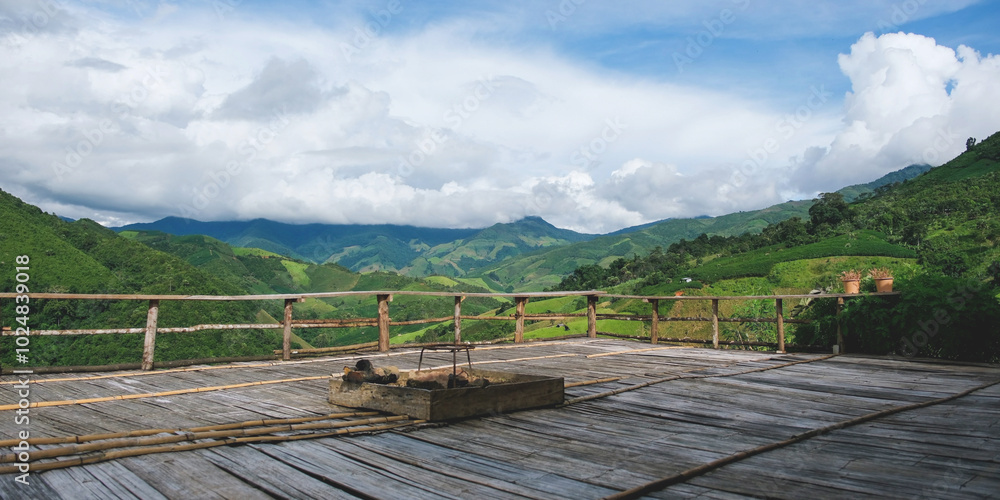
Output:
114,163,932,290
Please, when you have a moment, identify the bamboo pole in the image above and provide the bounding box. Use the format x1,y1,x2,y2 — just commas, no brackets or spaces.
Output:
282,298,294,361
0,417,423,475
587,294,598,338
377,294,392,352
711,299,719,349
0,411,379,449
454,295,464,343
514,296,528,343
776,298,785,354
650,299,659,345
836,296,845,354
141,300,159,371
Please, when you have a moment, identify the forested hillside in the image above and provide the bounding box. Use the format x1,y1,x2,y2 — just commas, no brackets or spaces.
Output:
549,131,1000,362
0,191,274,366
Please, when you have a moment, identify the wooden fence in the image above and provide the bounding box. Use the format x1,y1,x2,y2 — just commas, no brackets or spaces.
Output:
0,290,898,372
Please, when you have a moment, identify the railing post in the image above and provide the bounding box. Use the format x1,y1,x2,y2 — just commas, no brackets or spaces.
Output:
711,299,719,349
454,295,464,343
377,294,392,352
514,296,528,343
282,298,295,361
587,295,598,338
836,297,845,354
776,298,785,354
141,300,159,371
650,299,659,344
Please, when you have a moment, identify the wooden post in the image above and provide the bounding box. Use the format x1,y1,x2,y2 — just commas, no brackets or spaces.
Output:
377,294,392,352
650,299,659,344
776,298,785,354
141,300,159,371
454,295,464,343
836,297,845,354
282,299,295,361
514,297,528,343
711,299,720,349
587,295,598,338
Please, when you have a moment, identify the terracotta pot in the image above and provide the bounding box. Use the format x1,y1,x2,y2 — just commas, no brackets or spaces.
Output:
875,278,894,293
842,280,860,294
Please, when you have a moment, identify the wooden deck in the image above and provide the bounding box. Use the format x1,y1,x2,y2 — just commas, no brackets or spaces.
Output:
1,339,997,499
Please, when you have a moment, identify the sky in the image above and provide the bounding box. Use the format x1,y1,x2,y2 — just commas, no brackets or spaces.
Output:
1,0,999,234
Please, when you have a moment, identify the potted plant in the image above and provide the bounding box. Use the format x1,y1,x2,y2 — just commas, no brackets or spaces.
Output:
840,269,861,294
869,267,894,292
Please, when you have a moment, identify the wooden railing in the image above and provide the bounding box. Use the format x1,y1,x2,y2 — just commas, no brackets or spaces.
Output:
1,290,898,372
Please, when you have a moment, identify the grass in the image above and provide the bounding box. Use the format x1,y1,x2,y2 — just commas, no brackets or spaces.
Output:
280,260,311,287
234,247,285,258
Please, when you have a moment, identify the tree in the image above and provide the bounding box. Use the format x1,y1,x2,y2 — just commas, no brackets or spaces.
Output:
967,137,977,151
808,192,852,234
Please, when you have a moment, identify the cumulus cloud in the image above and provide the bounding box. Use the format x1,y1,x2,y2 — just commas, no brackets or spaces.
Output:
0,3,998,234
790,32,1000,192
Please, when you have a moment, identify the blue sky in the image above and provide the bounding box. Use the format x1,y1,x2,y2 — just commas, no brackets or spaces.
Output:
1,0,999,232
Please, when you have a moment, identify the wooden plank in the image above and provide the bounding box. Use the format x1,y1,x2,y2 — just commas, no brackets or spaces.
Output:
118,452,275,499
201,446,358,499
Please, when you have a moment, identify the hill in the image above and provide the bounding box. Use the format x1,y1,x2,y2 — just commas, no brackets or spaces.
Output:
116,217,480,270
470,200,814,291
401,216,594,279
835,163,932,201
115,216,595,277
119,229,506,348
0,190,277,367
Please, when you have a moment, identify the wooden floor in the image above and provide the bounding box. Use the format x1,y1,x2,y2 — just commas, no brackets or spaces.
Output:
1,339,998,499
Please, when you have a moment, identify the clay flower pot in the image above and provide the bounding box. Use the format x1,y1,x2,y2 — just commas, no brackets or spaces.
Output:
842,280,860,294
875,278,894,293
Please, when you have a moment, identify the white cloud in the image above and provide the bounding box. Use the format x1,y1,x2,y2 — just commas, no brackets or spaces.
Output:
0,4,998,235
790,32,1000,192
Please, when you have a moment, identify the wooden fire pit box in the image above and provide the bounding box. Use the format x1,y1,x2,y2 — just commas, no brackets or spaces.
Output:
328,368,564,421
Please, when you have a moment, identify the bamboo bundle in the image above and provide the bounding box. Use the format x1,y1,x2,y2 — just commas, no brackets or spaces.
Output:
0,411,379,448
0,375,328,411
0,417,424,475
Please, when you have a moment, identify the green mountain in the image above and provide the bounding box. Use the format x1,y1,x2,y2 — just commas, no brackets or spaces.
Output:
0,190,277,367
402,216,594,278
470,200,814,291
466,164,937,291
836,163,933,201
118,230,506,348
115,217,481,270
115,216,595,276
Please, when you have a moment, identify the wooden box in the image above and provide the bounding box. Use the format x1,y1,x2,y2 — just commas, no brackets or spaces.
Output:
328,369,564,421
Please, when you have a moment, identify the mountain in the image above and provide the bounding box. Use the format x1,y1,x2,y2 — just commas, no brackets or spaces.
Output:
401,216,595,277
465,163,936,291
115,216,595,276
116,217,480,270
836,163,933,201
0,189,276,367
468,200,814,291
